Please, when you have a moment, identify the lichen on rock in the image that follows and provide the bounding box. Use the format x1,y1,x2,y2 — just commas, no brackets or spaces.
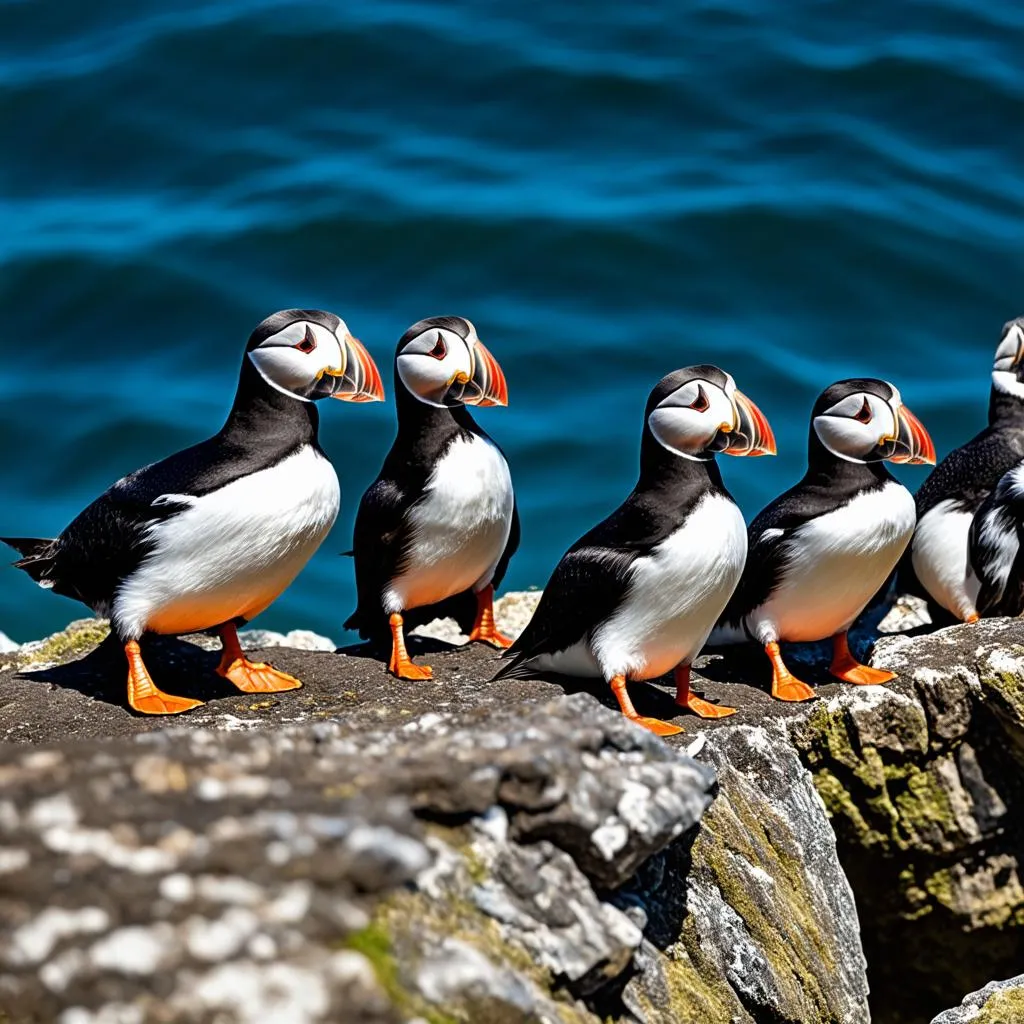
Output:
931,974,1024,1024
787,621,1024,1024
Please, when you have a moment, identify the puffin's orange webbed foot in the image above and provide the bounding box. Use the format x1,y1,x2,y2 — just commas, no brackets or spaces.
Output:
830,632,895,686
218,658,303,693
765,642,817,702
965,612,980,624
125,640,203,716
217,624,302,693
609,674,684,736
673,665,737,719
388,613,433,680
467,584,513,649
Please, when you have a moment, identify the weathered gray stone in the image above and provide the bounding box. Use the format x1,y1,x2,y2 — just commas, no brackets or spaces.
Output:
787,620,1024,1024
931,974,1024,1023
471,814,644,990
620,722,870,1024
7,600,1024,1023
0,691,715,1024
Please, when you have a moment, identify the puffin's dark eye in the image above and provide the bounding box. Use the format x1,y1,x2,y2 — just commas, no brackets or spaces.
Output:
293,327,316,354
689,384,710,413
854,397,872,424
429,333,447,359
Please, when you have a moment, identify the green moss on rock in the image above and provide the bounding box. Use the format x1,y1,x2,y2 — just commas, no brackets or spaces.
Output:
692,767,838,1022
661,918,749,1022
351,863,593,1024
16,618,110,668
972,987,1024,1024
344,920,458,1024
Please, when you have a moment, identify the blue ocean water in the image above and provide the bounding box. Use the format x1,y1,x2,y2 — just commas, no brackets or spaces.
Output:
1,1,1022,644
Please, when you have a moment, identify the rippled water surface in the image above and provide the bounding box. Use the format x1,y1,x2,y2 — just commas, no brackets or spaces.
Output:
1,1,1023,642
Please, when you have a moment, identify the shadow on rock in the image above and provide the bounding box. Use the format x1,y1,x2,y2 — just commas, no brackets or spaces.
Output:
17,633,237,711
337,633,461,661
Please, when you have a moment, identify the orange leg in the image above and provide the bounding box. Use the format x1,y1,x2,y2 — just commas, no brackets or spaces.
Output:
388,613,433,680
609,674,684,736
965,612,980,624
765,642,817,702
829,631,895,686
216,623,303,693
125,640,203,715
674,665,736,719
467,584,513,649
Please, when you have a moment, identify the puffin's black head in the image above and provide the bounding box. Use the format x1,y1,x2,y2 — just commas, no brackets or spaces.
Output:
394,316,508,408
644,364,776,461
991,317,1024,397
245,309,384,403
811,378,935,465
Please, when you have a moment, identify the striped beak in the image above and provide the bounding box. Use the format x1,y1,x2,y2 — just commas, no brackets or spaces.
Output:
721,389,777,457
887,404,935,465
448,340,508,407
321,334,385,403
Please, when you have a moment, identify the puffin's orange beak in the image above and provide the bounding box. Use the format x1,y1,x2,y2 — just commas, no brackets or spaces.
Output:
329,334,385,403
888,404,935,465
456,340,508,407
722,389,777,457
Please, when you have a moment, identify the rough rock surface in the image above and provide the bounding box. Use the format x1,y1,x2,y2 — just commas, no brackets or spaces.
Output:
931,974,1024,1023
789,621,1024,1024
3,603,1024,1023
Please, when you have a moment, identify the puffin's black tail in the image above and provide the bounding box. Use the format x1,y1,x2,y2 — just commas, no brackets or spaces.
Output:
490,649,533,682
2,537,57,582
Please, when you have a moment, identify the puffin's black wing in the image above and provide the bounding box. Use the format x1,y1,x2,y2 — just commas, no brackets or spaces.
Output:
717,473,844,628
492,497,521,592
492,544,635,680
494,490,678,680
2,432,281,618
3,484,189,614
914,426,1024,517
969,469,1024,616
717,511,795,630
898,425,1024,598
344,475,419,641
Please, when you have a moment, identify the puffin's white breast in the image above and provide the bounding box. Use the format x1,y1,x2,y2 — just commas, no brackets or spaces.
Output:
535,492,748,681
912,498,979,620
384,434,513,613
748,480,916,644
113,445,340,639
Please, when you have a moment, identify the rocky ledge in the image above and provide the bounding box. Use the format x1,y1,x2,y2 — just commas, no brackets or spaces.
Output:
0,598,1022,1024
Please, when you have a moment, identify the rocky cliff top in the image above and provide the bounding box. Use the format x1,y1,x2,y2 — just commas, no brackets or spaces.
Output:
1,598,1022,1024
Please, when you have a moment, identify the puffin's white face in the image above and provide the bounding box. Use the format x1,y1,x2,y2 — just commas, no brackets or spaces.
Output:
396,318,508,408
992,319,1024,400
813,383,935,464
648,371,775,461
248,315,384,403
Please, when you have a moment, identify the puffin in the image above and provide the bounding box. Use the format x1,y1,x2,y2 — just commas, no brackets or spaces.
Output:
965,459,1024,618
345,315,517,679
713,378,935,701
903,316,1024,622
495,365,775,736
3,309,384,715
